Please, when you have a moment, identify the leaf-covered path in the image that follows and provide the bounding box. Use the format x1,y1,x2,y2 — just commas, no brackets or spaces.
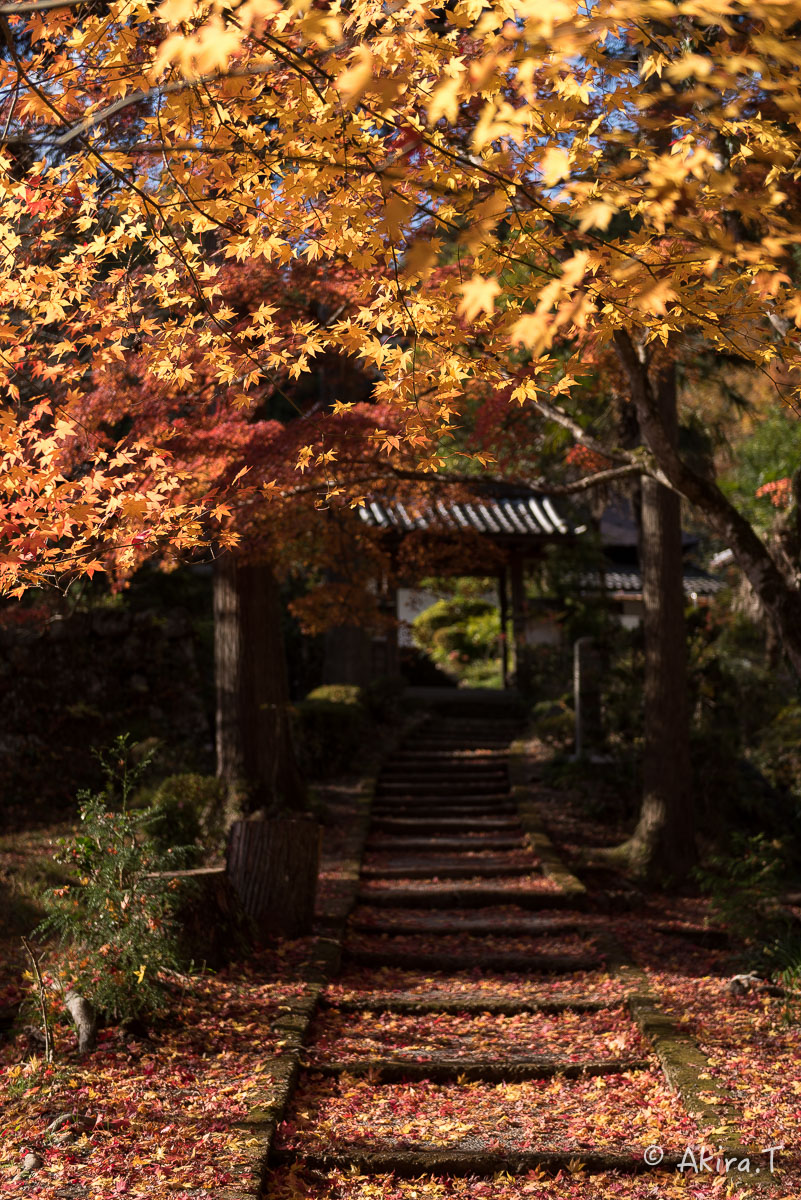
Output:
264,708,772,1200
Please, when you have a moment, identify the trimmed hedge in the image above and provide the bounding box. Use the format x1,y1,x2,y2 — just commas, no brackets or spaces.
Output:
294,677,405,778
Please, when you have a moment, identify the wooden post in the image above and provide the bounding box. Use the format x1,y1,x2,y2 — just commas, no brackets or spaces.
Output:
227,816,320,937
509,552,530,692
573,637,602,758
498,570,509,689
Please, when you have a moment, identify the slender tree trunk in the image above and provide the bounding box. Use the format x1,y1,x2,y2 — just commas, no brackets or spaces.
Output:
214,555,307,816
610,353,695,880
631,374,694,876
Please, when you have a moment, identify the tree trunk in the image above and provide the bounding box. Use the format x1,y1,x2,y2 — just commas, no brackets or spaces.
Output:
227,816,320,937
632,463,695,875
159,866,254,967
214,555,307,816
64,991,97,1055
612,352,695,880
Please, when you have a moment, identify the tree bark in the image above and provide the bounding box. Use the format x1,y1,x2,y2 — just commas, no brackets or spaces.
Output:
63,990,97,1055
633,365,694,875
227,816,320,936
609,350,695,880
214,555,307,816
156,866,254,967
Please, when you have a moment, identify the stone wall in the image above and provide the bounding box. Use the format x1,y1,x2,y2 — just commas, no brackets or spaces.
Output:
0,604,212,829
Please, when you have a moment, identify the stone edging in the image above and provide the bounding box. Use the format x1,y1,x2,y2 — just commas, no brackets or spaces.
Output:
507,735,588,899
509,734,778,1195
610,956,781,1195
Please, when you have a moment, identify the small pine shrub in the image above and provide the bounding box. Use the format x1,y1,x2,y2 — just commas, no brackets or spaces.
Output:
38,736,193,1022
147,773,228,859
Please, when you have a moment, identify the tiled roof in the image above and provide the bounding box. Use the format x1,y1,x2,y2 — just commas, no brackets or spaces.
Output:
582,566,724,596
357,495,577,537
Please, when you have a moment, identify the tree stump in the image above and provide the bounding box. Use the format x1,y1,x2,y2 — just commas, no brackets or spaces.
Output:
226,816,320,937
163,866,254,968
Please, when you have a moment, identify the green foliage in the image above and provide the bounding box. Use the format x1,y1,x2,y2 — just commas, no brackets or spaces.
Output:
363,675,406,722
294,676,408,778
521,642,572,703
595,604,801,837
147,773,228,859
721,407,801,532
751,702,801,796
413,593,501,685
694,832,789,959
293,692,369,779
528,540,613,647
531,696,574,746
38,737,192,1022
305,684,364,706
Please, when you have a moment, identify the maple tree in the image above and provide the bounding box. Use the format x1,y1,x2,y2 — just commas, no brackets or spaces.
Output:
5,0,801,878
0,0,798,612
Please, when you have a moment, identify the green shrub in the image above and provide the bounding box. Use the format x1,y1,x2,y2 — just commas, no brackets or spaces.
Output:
293,695,369,779
752,702,801,795
305,684,364,706
413,596,501,684
147,773,228,859
38,737,193,1021
532,696,574,745
363,675,406,722
694,832,789,960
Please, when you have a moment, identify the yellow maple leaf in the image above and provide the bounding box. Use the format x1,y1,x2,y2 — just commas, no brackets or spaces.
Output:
428,76,463,124
541,145,571,186
336,47,373,107
457,274,501,322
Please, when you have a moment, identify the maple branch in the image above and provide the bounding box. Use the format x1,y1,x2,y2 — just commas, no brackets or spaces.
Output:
537,464,642,494
0,0,87,12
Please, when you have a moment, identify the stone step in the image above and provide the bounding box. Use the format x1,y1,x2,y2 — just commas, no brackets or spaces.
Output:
343,948,601,972
372,813,517,826
271,1145,672,1178
385,755,508,766
388,748,506,758
377,780,510,795
365,836,526,852
370,817,523,834
379,777,508,789
320,991,618,1015
360,861,536,880
373,793,515,806
380,766,510,778
371,804,518,820
300,1056,650,1083
371,796,515,806
358,886,586,909
348,914,584,935
375,784,513,798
